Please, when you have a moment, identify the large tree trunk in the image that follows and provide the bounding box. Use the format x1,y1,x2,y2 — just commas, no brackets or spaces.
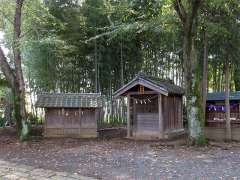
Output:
13,0,28,140
225,57,231,141
183,30,204,143
174,0,205,144
0,0,28,140
202,30,208,123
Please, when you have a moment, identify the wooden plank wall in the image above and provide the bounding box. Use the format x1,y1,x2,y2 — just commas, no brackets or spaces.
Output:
163,95,183,131
45,108,98,138
137,113,159,132
127,94,183,138
205,127,240,141
133,95,159,136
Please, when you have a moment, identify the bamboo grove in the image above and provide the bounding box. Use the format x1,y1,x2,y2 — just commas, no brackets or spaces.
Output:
19,0,239,95
0,0,239,141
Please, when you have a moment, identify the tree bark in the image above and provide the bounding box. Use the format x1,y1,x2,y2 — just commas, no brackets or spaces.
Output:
0,0,28,140
13,0,28,140
202,30,208,123
120,37,124,86
225,57,231,141
174,0,205,144
0,48,16,88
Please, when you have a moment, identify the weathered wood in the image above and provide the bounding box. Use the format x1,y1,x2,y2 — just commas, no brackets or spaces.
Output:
44,107,98,138
114,78,169,98
180,97,183,128
205,127,240,141
132,97,136,136
127,94,131,137
81,109,96,128
137,113,159,131
114,73,184,140
128,91,163,95
162,95,183,131
158,94,164,138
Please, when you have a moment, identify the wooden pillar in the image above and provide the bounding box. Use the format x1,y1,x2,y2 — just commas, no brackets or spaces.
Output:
127,94,131,138
158,94,164,138
44,108,47,137
181,96,184,128
238,101,240,115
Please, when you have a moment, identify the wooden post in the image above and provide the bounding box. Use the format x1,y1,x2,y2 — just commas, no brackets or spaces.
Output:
181,96,183,129
44,108,47,137
127,94,131,138
158,94,164,138
239,101,240,118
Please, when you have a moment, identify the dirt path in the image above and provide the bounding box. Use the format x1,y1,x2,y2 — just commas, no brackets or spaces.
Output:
0,159,95,180
0,128,240,179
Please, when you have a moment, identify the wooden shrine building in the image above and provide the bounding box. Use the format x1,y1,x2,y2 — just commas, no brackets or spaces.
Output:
113,73,184,140
205,91,240,140
36,93,103,138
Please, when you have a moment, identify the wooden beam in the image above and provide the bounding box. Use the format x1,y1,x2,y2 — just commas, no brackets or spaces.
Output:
113,77,169,98
127,93,131,138
128,91,158,95
158,94,164,138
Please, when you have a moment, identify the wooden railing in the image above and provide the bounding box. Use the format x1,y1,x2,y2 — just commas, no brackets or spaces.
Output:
206,112,240,128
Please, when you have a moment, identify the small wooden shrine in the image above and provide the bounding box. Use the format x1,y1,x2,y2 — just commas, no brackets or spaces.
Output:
113,73,184,140
35,93,103,138
205,91,240,140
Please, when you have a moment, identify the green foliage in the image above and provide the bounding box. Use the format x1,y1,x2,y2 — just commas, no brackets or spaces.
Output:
0,0,238,95
27,112,43,125
0,116,5,127
0,0,239,141
98,114,126,129
21,0,185,95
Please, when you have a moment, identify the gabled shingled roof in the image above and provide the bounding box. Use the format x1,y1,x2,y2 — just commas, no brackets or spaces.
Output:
113,72,184,98
35,93,103,108
207,92,240,101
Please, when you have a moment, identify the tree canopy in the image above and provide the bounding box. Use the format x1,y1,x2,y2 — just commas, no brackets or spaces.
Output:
0,0,239,141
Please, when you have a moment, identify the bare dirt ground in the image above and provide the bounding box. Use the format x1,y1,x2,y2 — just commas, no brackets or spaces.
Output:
0,128,240,180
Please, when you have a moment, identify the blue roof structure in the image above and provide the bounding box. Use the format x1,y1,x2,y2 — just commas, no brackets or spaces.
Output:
207,92,240,101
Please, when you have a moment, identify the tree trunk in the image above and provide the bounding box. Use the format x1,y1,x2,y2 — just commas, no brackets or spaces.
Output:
94,30,99,93
120,36,124,86
225,57,231,141
0,0,28,140
234,66,240,91
183,31,204,143
173,0,204,144
202,30,208,123
13,0,28,140
213,66,217,91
